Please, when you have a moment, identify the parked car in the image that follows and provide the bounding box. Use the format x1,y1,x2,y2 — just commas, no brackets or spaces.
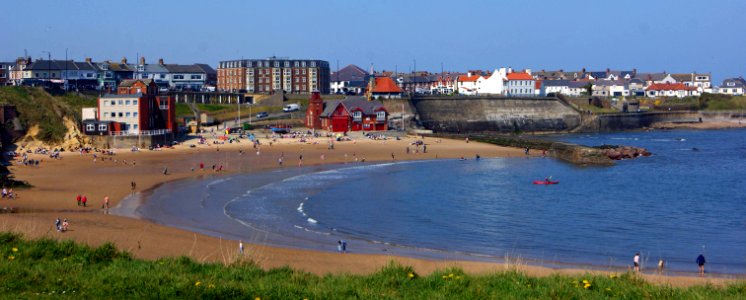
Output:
283,104,300,112
255,111,269,119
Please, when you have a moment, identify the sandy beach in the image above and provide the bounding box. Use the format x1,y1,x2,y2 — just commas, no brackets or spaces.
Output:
0,131,739,287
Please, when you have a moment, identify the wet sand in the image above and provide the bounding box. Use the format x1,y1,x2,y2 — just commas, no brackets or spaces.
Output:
0,132,739,287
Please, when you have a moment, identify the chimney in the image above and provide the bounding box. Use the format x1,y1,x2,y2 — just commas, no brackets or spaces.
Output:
582,67,586,73
121,57,127,64
85,57,92,63
158,58,164,65
525,68,532,75
467,72,472,77
606,68,610,74
139,57,145,65
508,67,513,73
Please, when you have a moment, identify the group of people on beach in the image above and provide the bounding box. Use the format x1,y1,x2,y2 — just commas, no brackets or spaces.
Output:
1,187,15,199
54,218,70,232
633,252,708,276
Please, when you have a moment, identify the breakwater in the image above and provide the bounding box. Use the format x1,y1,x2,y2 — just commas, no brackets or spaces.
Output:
430,133,616,166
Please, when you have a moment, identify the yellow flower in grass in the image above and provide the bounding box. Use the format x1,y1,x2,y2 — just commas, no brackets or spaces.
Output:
195,281,202,287
7,255,14,260
255,297,261,300
407,272,415,279
448,273,454,278
12,248,18,252
207,284,215,289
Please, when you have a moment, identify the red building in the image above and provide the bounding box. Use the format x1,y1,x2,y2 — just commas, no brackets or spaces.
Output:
313,97,388,132
306,91,324,129
84,79,176,135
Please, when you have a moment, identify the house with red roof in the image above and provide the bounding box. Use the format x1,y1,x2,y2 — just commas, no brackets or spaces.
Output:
430,75,455,95
645,83,700,98
505,70,536,97
316,97,388,132
367,76,402,99
457,73,481,95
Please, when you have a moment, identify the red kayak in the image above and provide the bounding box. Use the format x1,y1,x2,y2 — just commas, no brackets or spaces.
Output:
533,180,559,185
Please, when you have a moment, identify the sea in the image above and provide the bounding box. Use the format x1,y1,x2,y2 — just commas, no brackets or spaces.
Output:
119,128,746,275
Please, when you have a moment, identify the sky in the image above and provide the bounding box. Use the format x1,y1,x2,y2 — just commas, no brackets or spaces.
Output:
2,0,745,83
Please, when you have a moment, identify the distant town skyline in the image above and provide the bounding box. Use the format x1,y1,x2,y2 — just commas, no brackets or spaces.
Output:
2,0,745,82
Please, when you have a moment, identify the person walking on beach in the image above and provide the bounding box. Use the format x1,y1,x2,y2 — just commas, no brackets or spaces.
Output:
81,195,87,207
337,240,343,253
163,167,168,175
239,240,244,255
633,252,641,272
55,218,61,232
696,254,706,276
103,196,110,209
657,259,665,274
341,240,347,253
76,194,82,206
131,180,136,191
61,219,69,232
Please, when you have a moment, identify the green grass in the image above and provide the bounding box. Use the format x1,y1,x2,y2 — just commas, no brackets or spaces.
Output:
1,232,744,299
0,86,97,143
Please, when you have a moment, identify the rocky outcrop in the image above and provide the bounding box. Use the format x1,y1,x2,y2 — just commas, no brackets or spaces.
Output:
597,145,651,160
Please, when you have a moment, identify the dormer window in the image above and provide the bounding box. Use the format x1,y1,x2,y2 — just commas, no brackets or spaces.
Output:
352,111,362,121
376,111,386,120
137,65,144,72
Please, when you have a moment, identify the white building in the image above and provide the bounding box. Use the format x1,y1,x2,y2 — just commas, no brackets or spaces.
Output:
476,68,508,95
717,78,746,95
645,83,700,98
457,73,480,95
506,71,535,97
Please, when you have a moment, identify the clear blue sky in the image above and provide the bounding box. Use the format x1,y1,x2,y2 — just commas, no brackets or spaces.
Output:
2,0,744,82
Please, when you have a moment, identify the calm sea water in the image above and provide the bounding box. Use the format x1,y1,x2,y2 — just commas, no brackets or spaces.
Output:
132,129,746,274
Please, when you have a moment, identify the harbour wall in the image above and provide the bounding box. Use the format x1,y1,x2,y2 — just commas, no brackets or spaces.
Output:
411,95,581,133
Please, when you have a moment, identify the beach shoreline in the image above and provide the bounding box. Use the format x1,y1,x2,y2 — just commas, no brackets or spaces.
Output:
0,132,740,287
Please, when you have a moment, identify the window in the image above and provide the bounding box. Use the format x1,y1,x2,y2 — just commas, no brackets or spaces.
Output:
191,75,202,80
294,61,299,67
310,61,316,67
103,100,109,106
125,100,131,105
118,112,123,117
273,61,279,67
86,124,95,131
284,61,290,67
133,100,138,105
133,112,138,117
98,124,107,131
173,75,184,80
134,124,138,129
126,112,131,117
301,61,307,67
353,111,362,121
302,69,306,75
118,100,123,105
142,73,149,78
295,69,299,75
160,74,165,79
377,111,386,120
110,112,116,117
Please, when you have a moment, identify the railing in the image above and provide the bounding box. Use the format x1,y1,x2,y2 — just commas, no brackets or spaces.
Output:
109,129,172,136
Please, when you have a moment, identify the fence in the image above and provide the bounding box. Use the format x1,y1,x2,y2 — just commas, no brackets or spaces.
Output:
109,129,172,136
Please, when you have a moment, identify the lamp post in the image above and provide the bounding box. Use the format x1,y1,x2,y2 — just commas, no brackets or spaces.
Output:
41,51,51,86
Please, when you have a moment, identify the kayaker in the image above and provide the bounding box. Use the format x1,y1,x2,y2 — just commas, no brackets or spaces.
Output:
545,176,553,183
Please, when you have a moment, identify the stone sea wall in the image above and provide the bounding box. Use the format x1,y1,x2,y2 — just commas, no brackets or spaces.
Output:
411,96,581,133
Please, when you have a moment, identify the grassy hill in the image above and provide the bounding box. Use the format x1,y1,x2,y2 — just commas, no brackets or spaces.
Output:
0,232,744,299
0,87,96,144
